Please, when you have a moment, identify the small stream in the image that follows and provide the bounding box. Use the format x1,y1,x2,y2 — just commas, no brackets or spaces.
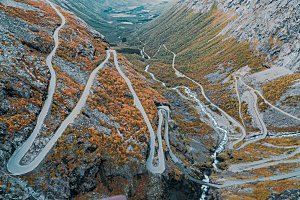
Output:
144,64,228,199
200,174,210,200
179,87,228,198
142,44,300,191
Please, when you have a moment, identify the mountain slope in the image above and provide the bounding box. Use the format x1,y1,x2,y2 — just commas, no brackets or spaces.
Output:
135,0,300,131
2,0,300,199
127,0,300,198
0,0,203,199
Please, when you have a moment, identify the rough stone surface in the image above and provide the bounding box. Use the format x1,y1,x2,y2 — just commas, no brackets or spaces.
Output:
180,0,300,71
268,189,300,200
0,0,40,11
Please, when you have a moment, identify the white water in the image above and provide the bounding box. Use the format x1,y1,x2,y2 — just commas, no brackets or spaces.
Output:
5,0,300,191
145,65,166,87
142,44,231,197
139,42,300,191
200,174,210,200
180,87,228,171
143,61,227,198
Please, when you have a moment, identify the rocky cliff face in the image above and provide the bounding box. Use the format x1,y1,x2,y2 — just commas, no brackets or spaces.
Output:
0,0,209,199
2,0,300,199
180,0,300,71
133,0,300,199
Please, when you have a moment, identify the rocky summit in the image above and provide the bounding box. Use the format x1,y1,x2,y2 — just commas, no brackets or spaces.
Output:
0,0,300,199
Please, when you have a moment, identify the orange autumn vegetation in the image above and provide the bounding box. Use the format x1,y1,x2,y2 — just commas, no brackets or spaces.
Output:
1,0,108,136
16,0,108,71
1,0,59,28
39,58,167,174
57,13,108,71
263,73,300,104
91,65,165,141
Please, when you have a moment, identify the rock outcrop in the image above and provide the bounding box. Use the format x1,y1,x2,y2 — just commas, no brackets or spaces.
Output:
179,0,300,71
0,0,204,199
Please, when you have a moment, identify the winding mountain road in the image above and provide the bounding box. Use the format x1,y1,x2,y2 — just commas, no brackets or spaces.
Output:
144,56,228,163
111,50,165,173
143,47,151,60
8,2,300,191
138,39,150,60
115,47,300,188
7,1,112,175
145,65,166,87
227,76,248,149
237,90,268,149
229,143,300,173
7,0,65,175
213,75,300,187
235,76,245,127
231,75,300,149
211,169,300,188
8,50,110,175
143,48,227,189
142,43,300,189
238,76,300,122
162,45,246,151
263,143,299,149
8,44,167,175
153,45,162,58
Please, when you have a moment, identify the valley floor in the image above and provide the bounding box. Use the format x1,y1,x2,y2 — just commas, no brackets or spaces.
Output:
125,31,300,198
1,0,300,199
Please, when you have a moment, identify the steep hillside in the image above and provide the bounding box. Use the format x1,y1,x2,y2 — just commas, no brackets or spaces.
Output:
0,0,210,199
2,0,300,199
134,0,300,135
125,0,300,199
182,0,300,71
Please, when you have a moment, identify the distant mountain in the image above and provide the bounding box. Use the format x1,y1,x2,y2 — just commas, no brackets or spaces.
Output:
53,0,172,42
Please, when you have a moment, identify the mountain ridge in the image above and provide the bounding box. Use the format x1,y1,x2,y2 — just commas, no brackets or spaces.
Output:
127,0,300,198
1,1,200,199
1,0,300,199
178,0,300,71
